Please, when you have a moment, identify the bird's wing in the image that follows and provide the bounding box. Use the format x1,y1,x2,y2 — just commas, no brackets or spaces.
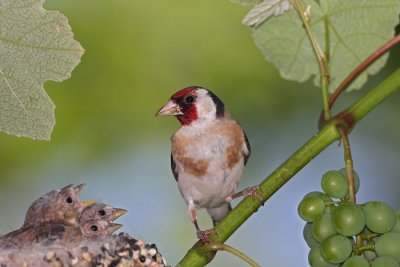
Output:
170,153,179,181
243,130,251,166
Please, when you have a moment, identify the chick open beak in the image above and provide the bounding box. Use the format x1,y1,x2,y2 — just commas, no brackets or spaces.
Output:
82,200,96,207
112,208,128,221
74,183,86,194
108,223,123,234
155,100,183,116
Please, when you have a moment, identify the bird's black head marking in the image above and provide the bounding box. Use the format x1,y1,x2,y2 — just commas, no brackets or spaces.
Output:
206,89,225,118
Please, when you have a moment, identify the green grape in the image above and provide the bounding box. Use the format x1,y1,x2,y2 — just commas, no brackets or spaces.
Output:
304,191,333,202
372,256,400,267
312,213,337,243
304,191,333,214
331,202,365,236
298,196,325,222
304,222,319,248
375,232,400,261
363,201,396,233
320,234,352,264
339,168,360,194
390,210,400,233
342,256,370,267
321,170,348,199
308,246,339,267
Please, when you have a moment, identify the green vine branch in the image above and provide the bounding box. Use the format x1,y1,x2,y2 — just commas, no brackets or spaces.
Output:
338,128,356,204
177,68,400,267
319,34,400,128
354,243,375,256
337,126,362,249
292,0,331,121
198,243,261,267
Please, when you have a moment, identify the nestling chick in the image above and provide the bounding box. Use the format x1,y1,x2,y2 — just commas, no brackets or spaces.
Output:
156,86,260,241
79,203,127,223
0,223,83,248
80,219,122,238
23,184,89,228
0,219,122,248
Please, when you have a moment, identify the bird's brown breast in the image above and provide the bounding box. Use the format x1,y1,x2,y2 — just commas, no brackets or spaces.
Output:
172,136,209,177
172,119,245,177
219,120,245,169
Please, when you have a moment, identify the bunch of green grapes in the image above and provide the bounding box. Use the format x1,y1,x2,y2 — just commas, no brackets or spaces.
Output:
299,169,400,267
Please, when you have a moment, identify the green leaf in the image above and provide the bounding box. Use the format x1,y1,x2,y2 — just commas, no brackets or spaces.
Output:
249,0,400,92
0,0,84,140
242,0,292,27
231,0,262,6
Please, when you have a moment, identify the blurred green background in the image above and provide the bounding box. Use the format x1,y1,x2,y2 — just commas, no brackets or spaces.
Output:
0,1,399,266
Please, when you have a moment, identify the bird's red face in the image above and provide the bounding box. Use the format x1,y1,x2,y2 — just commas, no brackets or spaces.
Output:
156,88,199,126
156,86,225,126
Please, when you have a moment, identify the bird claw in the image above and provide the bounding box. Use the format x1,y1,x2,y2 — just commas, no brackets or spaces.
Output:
225,195,233,202
196,228,215,244
243,185,264,202
227,185,264,203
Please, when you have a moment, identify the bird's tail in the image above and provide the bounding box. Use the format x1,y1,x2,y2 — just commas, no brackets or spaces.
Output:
207,203,232,226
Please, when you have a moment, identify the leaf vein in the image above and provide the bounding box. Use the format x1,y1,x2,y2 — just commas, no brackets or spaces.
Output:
0,35,83,53
328,20,361,63
0,68,31,119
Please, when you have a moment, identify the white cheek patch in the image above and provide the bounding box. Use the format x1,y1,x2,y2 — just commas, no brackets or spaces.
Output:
196,100,217,122
200,100,213,115
193,89,218,122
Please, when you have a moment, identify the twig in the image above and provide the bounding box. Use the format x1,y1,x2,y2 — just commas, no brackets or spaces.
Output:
338,128,356,203
292,0,331,121
337,127,363,249
319,35,400,128
200,243,261,267
354,243,375,256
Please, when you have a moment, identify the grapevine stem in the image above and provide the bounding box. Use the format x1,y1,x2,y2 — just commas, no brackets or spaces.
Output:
337,127,363,248
328,34,400,110
338,128,356,203
324,200,342,206
292,0,331,121
354,243,375,255
318,34,400,128
200,243,261,267
360,233,379,240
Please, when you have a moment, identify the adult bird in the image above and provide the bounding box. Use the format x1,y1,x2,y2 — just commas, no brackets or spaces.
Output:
156,86,260,241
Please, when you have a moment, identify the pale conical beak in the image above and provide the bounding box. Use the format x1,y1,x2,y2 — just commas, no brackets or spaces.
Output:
82,200,96,207
108,223,123,234
112,208,128,220
74,183,86,194
155,100,183,116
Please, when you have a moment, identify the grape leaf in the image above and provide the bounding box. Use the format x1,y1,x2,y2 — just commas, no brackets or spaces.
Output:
0,0,84,140
231,0,262,6
247,0,400,92
242,0,292,27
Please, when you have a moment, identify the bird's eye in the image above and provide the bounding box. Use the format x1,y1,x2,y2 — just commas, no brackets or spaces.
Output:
66,197,73,204
185,95,194,104
91,225,98,232
98,209,106,216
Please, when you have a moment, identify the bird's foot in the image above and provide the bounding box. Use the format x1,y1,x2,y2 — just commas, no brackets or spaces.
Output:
196,228,215,244
226,185,264,203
